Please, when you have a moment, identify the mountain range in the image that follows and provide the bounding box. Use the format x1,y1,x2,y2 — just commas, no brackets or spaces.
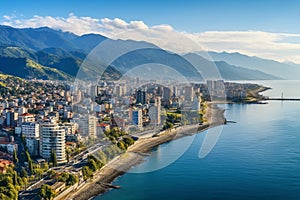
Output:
203,51,300,80
0,25,297,81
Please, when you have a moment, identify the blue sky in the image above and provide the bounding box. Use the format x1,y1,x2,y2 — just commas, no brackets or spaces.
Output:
1,0,300,33
1,0,300,63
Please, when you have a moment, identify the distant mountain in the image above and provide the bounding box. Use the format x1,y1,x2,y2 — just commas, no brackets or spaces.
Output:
0,25,105,53
203,51,300,80
0,25,282,81
71,33,107,52
183,53,280,80
109,49,280,81
110,48,201,81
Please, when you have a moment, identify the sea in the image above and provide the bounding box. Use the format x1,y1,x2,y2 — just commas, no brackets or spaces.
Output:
96,80,300,200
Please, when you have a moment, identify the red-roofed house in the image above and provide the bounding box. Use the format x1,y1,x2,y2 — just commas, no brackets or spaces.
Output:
97,123,110,133
18,113,35,125
0,159,13,174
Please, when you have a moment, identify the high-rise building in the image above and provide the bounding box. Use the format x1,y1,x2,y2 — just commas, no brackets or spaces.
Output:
207,80,226,98
40,120,66,164
131,108,143,128
192,94,202,111
90,85,100,98
149,97,161,125
156,86,163,96
115,85,122,97
115,84,127,97
173,86,178,97
6,111,18,127
87,115,97,138
136,90,146,104
77,115,97,138
162,87,171,101
184,86,194,102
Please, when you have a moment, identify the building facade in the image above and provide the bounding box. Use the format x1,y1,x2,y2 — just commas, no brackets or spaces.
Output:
39,120,66,164
131,109,143,128
22,122,39,138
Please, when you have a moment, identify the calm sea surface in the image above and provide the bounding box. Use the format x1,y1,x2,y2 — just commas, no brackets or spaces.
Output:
97,80,300,200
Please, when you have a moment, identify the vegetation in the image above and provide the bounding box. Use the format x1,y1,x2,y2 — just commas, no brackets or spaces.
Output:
57,172,78,186
0,166,24,200
39,184,56,200
82,166,93,181
25,150,34,174
47,170,57,179
12,150,18,164
103,144,123,160
104,128,135,152
163,121,174,130
97,150,107,165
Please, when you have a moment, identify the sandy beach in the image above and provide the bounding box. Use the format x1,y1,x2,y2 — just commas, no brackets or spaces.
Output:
61,105,226,200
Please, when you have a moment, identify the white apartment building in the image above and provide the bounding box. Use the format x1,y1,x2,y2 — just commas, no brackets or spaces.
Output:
39,120,66,164
22,122,39,138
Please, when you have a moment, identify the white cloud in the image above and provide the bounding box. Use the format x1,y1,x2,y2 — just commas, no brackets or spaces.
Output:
2,14,300,63
129,21,148,30
3,15,11,20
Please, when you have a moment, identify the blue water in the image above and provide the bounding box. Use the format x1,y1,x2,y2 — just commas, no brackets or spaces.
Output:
238,80,300,98
97,81,300,200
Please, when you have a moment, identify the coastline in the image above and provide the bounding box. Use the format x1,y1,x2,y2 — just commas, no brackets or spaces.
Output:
210,85,271,104
60,105,226,200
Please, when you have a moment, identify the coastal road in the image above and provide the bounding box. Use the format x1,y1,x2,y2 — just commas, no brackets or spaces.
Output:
18,141,108,200
130,129,158,139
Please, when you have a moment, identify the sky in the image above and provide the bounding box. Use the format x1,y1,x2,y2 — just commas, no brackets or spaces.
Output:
1,0,300,63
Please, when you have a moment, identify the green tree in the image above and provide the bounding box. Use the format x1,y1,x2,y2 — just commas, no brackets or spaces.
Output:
66,174,78,186
47,170,56,178
0,193,9,200
13,171,18,186
82,166,92,180
39,184,56,200
25,150,31,162
97,150,107,165
88,159,98,172
123,136,135,147
28,159,34,174
163,121,174,130
6,183,18,199
88,155,103,169
25,150,34,174
0,175,19,200
17,177,23,187
57,172,69,182
57,172,78,186
117,140,126,150
12,150,18,164
41,162,49,172
20,169,28,178
34,168,43,180
22,177,28,189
